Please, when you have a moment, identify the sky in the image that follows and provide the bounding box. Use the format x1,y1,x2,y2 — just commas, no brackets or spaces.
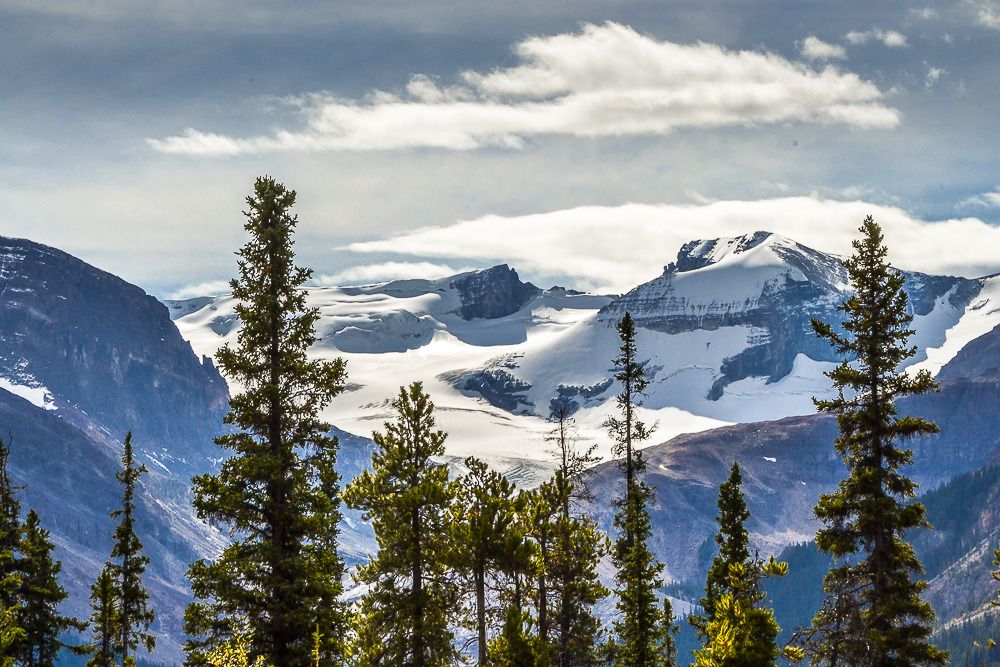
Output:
3,0,1000,296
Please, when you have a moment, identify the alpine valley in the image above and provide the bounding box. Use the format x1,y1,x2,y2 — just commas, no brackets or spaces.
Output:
1,230,998,663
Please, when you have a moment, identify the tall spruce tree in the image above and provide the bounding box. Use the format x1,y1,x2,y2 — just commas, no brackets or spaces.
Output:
16,510,84,666
604,312,665,667
453,456,521,666
807,216,947,667
344,382,459,667
111,432,155,666
185,177,348,667
690,462,751,638
656,598,677,667
545,416,608,667
86,564,120,667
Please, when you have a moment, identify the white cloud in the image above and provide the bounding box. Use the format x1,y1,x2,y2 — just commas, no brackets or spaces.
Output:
167,279,232,300
149,22,900,156
966,0,1000,28
313,261,474,286
958,188,1000,209
845,28,909,47
342,197,1000,293
925,65,946,88
910,7,940,20
800,36,847,61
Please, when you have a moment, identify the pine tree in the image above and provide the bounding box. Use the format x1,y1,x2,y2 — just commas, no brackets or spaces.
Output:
344,382,459,667
0,552,23,667
604,312,664,667
487,602,549,667
0,437,21,614
0,437,23,667
545,418,608,667
690,462,751,638
185,177,348,667
15,510,84,666
692,557,800,667
808,216,947,667
453,456,521,666
111,432,155,665
656,598,677,667
524,483,557,650
86,564,120,667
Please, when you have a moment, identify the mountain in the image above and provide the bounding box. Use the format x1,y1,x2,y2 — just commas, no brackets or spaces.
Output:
0,236,230,663
171,231,1000,484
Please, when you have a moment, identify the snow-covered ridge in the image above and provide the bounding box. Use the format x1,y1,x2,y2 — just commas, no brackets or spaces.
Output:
168,234,998,482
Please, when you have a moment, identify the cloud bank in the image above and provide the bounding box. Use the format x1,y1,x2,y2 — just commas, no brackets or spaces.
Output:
149,22,900,156
313,261,475,286
342,197,1000,292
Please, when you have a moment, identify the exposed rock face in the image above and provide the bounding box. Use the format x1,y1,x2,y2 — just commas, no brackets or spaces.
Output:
0,237,229,456
0,236,231,663
450,264,541,320
598,232,982,398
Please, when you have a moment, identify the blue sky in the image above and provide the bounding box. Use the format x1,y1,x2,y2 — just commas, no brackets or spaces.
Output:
4,1,1000,295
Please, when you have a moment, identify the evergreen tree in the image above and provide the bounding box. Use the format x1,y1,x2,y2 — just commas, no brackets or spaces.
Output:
185,177,348,667
544,456,608,666
993,541,999,610
487,602,549,667
86,564,120,667
692,557,800,667
690,462,751,638
604,312,664,667
808,216,947,667
344,382,459,667
1,551,23,667
524,483,557,650
0,437,21,614
16,510,84,666
453,456,521,666
656,598,677,667
111,432,155,665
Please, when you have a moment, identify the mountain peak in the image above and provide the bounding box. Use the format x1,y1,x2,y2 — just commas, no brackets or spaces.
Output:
667,231,792,274
450,264,541,320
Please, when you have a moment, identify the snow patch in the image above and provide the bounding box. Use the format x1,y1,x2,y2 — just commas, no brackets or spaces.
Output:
0,377,56,411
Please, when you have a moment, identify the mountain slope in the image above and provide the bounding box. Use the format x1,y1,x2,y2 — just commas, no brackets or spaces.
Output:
0,236,231,663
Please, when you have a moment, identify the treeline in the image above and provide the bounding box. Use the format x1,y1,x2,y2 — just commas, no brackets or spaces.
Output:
1,178,999,667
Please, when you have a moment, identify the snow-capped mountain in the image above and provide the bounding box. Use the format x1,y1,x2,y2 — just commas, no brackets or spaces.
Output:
170,231,1000,483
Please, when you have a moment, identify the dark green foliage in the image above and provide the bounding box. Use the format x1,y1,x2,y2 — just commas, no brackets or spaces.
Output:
690,462,751,638
344,382,459,667
523,482,557,650
15,510,84,666
0,438,21,614
185,177,348,667
85,564,120,667
487,602,549,667
808,216,947,666
656,598,678,667
604,312,665,667
1,562,23,667
111,432,155,665
452,456,522,665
